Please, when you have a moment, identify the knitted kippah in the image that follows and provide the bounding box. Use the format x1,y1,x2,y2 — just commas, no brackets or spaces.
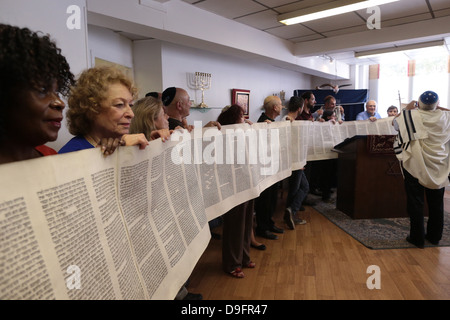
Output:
162,87,176,106
418,91,439,110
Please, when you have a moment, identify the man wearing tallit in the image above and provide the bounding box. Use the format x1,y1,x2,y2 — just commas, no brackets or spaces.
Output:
394,91,450,248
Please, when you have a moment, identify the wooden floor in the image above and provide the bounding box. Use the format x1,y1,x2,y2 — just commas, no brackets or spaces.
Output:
188,186,450,300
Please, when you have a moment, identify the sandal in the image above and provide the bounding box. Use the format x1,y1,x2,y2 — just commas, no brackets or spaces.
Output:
245,261,256,268
230,267,245,278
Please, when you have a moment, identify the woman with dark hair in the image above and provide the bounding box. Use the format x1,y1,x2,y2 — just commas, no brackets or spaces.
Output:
217,104,257,278
0,24,75,164
216,104,245,125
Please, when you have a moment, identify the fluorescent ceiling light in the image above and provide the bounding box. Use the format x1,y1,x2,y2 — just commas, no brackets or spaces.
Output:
354,40,446,58
278,0,399,25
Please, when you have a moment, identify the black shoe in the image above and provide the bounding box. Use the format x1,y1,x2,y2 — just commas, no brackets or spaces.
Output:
256,230,278,240
270,225,284,234
406,236,424,249
183,292,203,300
425,235,440,245
284,208,295,230
299,206,306,211
251,243,267,250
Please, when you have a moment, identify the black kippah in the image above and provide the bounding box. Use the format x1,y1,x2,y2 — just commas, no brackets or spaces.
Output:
145,92,159,98
162,87,176,106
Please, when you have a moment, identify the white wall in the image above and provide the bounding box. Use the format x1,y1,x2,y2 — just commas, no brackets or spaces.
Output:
133,40,164,96
93,26,312,125
311,65,370,91
159,42,311,124
89,25,312,126
0,0,90,151
0,0,89,77
88,25,134,69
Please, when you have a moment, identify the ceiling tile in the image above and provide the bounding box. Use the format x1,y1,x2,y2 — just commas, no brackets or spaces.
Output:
429,0,450,11
274,0,341,14
301,12,365,33
356,0,431,21
265,24,316,39
194,0,267,19
234,9,282,30
381,12,433,28
256,0,297,8
179,0,450,66
434,8,450,18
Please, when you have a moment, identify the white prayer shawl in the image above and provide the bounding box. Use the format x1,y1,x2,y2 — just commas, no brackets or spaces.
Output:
394,109,450,189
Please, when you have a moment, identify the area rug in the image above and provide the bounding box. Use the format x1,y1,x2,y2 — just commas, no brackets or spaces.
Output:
311,195,450,250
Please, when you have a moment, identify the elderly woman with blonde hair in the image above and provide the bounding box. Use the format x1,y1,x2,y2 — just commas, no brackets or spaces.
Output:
59,67,149,155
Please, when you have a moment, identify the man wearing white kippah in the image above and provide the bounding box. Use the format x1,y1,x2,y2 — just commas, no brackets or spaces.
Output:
394,91,450,248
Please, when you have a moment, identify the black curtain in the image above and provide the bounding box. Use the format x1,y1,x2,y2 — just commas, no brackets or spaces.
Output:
293,89,368,121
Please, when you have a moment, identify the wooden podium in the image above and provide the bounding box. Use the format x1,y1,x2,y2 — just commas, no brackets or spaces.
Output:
333,135,408,219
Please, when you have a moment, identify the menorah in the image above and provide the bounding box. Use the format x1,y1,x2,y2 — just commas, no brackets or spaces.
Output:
190,72,211,108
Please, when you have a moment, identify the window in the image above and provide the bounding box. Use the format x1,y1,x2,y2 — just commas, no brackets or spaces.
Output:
374,53,449,115
412,54,448,108
377,59,408,117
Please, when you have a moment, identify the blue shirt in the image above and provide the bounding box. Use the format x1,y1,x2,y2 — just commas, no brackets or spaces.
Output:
58,136,94,154
356,111,381,121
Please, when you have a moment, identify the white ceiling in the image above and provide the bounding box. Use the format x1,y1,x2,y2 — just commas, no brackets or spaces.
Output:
179,0,450,65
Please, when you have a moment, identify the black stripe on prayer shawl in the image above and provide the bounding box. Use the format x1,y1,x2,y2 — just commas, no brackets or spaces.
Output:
394,146,403,154
394,132,403,154
398,128,403,145
407,110,416,133
404,110,416,142
404,141,410,151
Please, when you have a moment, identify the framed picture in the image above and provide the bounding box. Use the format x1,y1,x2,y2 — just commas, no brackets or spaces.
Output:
232,89,250,118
